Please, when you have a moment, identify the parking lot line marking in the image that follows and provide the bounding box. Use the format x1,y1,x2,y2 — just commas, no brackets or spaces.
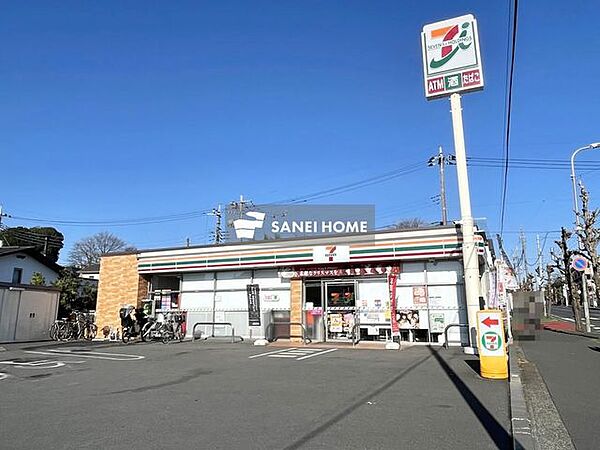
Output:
248,348,298,359
268,354,301,358
25,350,144,361
296,348,337,360
0,372,8,381
0,359,66,369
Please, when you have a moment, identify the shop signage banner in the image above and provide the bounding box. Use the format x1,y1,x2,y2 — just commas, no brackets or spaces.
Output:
421,14,484,99
279,265,390,279
225,204,375,241
412,286,428,306
388,266,400,336
329,313,343,333
430,313,445,333
246,284,261,326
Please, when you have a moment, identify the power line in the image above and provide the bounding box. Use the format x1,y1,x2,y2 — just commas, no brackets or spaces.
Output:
500,0,519,237
270,161,426,204
7,210,211,227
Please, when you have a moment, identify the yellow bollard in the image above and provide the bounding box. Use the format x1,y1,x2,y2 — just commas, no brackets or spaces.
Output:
476,310,508,379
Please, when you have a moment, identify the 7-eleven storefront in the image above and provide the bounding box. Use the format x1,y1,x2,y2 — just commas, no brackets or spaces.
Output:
95,226,491,345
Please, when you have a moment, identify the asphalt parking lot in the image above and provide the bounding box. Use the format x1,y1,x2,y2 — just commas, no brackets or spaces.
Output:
0,340,511,449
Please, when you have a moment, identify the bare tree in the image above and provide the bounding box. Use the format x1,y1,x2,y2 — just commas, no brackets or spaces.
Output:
576,182,600,307
550,228,584,331
391,218,428,229
68,232,135,268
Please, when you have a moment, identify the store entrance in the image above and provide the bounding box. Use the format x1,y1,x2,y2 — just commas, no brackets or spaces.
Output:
325,281,356,341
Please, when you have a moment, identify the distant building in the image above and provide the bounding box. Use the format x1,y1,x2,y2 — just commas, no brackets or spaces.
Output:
80,263,100,281
0,246,62,285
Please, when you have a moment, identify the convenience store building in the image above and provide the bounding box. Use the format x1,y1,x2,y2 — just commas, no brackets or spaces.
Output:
95,225,494,345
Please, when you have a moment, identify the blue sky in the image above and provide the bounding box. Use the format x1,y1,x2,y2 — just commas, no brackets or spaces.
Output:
1,0,598,264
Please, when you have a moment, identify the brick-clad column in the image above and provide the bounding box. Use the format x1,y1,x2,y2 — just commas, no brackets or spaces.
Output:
290,278,303,343
95,253,147,335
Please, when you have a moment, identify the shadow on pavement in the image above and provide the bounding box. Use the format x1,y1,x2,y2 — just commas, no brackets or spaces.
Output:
464,358,480,375
283,354,432,450
588,346,600,353
428,347,513,450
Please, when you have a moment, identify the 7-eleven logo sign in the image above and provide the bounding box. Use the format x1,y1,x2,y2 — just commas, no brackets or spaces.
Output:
481,331,502,351
326,245,337,262
314,245,350,264
428,22,473,70
422,14,482,86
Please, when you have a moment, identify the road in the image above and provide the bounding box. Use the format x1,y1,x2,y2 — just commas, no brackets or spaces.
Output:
550,305,600,333
520,330,600,450
0,340,511,449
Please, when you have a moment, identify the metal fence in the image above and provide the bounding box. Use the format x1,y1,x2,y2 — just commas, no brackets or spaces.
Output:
181,308,290,340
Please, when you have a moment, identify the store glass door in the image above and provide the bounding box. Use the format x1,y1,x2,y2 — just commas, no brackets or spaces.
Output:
325,281,356,341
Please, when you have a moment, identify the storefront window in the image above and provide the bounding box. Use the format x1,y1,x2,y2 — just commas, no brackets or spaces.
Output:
326,283,355,341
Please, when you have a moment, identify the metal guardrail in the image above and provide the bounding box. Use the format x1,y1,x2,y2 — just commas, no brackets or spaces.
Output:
443,323,469,349
266,322,312,345
192,322,244,343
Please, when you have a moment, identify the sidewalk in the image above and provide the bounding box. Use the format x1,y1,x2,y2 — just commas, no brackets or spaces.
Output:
518,330,600,450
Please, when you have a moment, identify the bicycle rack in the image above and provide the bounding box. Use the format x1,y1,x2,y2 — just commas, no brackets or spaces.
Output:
192,322,244,343
442,324,469,349
266,322,312,345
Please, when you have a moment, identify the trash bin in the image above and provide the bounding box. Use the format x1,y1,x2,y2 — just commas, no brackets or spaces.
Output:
271,310,290,341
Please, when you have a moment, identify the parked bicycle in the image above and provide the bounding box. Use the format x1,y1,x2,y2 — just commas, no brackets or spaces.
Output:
49,311,97,341
120,306,148,343
140,312,185,344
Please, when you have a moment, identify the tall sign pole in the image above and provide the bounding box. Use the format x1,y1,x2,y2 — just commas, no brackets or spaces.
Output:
422,14,484,350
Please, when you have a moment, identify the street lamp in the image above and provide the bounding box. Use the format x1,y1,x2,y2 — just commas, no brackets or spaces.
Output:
570,143,600,225
569,142,600,333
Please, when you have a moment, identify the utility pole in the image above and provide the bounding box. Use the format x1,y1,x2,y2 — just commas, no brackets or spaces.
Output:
230,194,252,219
520,229,529,281
208,205,223,244
428,147,455,225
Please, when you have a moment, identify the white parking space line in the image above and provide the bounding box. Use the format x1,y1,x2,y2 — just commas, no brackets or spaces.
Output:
296,348,337,360
0,372,9,381
250,347,337,361
249,348,300,359
25,350,144,361
0,359,66,369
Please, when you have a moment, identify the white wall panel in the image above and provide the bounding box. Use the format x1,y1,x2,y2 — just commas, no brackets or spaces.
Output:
182,272,214,291
426,260,462,284
253,269,290,289
398,262,425,284
216,271,253,290
180,292,214,310
427,285,460,309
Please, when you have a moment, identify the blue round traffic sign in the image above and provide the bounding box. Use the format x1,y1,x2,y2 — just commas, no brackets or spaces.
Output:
572,257,588,271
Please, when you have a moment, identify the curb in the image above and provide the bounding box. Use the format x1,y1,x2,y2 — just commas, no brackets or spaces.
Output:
545,316,599,339
509,344,536,450
543,327,599,339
